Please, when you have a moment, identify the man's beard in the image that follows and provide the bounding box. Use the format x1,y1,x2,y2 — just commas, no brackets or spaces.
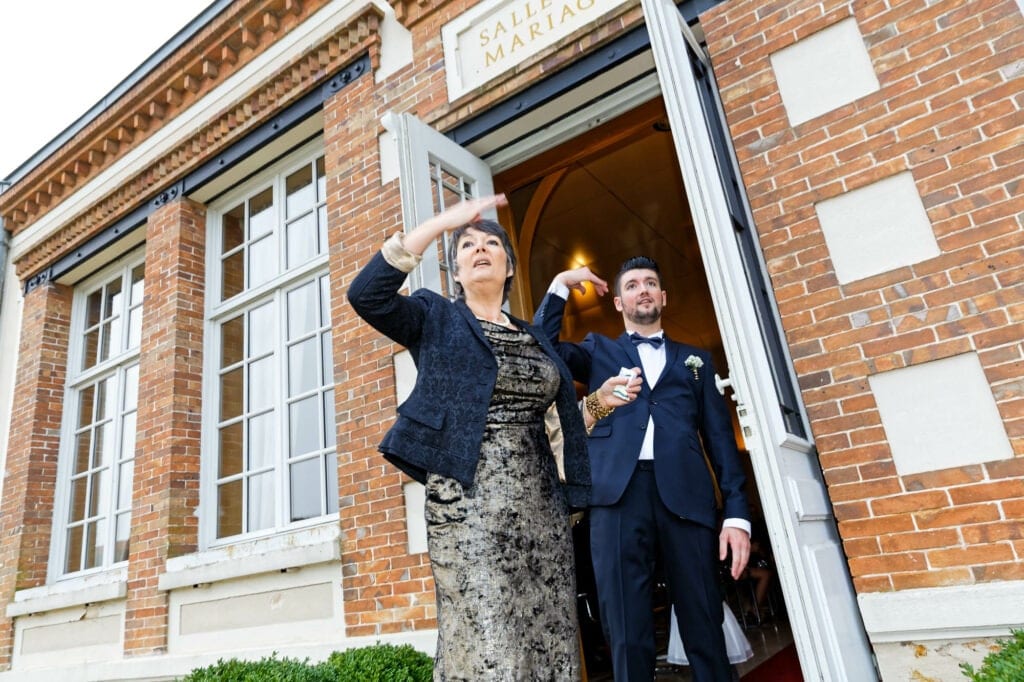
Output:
626,303,661,326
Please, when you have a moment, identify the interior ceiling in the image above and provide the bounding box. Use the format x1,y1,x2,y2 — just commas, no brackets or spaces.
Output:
501,105,727,367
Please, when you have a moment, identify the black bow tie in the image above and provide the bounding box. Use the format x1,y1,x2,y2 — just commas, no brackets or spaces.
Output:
629,333,663,348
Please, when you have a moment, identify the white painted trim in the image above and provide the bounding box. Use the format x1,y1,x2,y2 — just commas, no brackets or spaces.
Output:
9,0,398,264
859,582,1024,642
7,568,127,617
160,523,341,590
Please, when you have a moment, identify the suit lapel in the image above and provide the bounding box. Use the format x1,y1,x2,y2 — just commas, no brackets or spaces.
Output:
660,336,680,388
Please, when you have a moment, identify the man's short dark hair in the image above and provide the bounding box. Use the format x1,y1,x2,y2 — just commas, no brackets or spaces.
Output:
614,256,661,296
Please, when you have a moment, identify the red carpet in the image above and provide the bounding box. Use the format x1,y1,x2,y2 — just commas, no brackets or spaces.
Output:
741,644,802,681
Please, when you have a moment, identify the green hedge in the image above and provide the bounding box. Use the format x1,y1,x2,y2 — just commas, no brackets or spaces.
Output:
181,644,433,681
961,629,1024,682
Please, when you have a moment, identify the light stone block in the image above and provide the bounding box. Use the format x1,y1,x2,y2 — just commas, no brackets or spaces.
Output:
868,353,1012,476
770,17,880,126
816,172,939,284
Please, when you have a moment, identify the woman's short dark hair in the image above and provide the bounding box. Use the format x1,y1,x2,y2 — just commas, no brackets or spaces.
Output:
614,255,661,295
447,218,517,302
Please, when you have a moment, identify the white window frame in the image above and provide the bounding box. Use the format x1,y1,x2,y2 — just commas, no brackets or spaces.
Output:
200,140,337,549
50,249,146,581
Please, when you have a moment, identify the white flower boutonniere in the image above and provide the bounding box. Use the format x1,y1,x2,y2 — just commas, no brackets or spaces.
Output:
684,354,704,380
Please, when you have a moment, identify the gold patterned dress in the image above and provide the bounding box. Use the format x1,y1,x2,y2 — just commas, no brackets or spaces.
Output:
425,321,581,681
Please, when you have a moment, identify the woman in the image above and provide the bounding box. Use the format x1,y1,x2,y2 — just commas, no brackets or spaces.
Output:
348,195,633,680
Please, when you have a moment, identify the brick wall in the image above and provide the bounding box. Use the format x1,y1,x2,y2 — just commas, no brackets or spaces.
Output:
703,0,1024,592
124,198,206,654
0,282,72,665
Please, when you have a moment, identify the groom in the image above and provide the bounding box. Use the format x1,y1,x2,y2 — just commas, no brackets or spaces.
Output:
535,256,750,682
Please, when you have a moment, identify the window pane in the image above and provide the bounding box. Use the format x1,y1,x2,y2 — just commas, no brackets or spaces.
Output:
95,421,114,467
319,274,331,326
222,251,245,301
114,512,131,563
127,307,142,350
323,389,336,448
248,412,275,470
286,213,317,269
285,164,314,218
65,526,84,573
288,338,318,397
78,385,96,429
82,329,99,370
249,235,275,289
85,519,106,569
130,265,145,305
219,422,243,478
287,281,317,339
99,321,114,364
248,357,274,413
318,204,327,257
289,457,320,521
289,396,319,456
217,479,243,538
221,315,244,368
103,280,123,358
325,452,338,514
89,469,110,516
316,157,326,201
222,203,244,252
247,473,274,532
220,367,243,420
248,188,274,238
321,332,333,385
119,414,137,472
123,365,139,411
86,290,103,328
96,377,114,421
69,477,88,522
117,460,134,508
74,432,92,475
248,303,274,357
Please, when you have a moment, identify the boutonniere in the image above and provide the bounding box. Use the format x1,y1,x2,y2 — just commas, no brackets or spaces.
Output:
684,355,704,380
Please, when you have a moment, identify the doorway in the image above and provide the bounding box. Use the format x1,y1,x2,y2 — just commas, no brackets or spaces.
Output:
495,97,800,680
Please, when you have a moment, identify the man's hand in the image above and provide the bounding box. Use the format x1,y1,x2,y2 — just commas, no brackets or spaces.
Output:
720,526,751,580
555,266,609,297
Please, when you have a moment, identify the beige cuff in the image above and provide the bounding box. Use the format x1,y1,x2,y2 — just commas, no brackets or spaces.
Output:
381,232,423,273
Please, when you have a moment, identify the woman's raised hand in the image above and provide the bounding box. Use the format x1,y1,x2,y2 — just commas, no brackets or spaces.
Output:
403,194,509,254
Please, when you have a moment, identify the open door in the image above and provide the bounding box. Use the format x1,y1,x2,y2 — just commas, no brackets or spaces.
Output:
641,0,877,679
381,111,495,297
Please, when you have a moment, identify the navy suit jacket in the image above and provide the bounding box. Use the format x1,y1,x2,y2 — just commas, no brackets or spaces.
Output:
534,292,747,529
347,252,591,509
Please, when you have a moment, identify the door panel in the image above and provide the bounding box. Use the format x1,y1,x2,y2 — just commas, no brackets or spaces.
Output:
640,1,876,679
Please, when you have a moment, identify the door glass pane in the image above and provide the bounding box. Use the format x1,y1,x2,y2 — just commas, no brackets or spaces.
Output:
85,518,105,569
117,460,134,508
289,457,320,521
69,477,88,522
287,281,317,339
119,414,136,471
289,396,319,456
123,365,139,411
217,479,243,538
95,421,114,467
114,512,130,563
88,469,110,516
65,526,84,573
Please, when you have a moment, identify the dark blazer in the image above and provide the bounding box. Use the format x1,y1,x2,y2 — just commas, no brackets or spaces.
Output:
534,292,747,528
347,252,591,509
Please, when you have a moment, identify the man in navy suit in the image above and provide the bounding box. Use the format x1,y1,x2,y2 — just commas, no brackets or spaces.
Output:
535,256,750,681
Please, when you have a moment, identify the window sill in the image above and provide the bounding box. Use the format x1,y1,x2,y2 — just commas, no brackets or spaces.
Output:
158,522,341,591
7,567,128,617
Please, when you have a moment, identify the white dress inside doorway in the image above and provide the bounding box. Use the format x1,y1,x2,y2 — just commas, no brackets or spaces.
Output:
667,602,754,666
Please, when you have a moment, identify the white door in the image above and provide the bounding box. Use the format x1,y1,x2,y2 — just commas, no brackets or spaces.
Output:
641,0,877,679
381,111,496,297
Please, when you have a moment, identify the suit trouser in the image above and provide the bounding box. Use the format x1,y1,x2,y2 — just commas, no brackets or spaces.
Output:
590,464,732,682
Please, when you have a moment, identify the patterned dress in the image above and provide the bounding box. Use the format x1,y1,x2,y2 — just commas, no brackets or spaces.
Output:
425,321,581,681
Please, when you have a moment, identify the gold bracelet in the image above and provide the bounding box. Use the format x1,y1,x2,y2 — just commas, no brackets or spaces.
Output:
585,392,615,422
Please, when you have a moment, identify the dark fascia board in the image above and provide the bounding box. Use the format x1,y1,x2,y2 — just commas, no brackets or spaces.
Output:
24,55,371,294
